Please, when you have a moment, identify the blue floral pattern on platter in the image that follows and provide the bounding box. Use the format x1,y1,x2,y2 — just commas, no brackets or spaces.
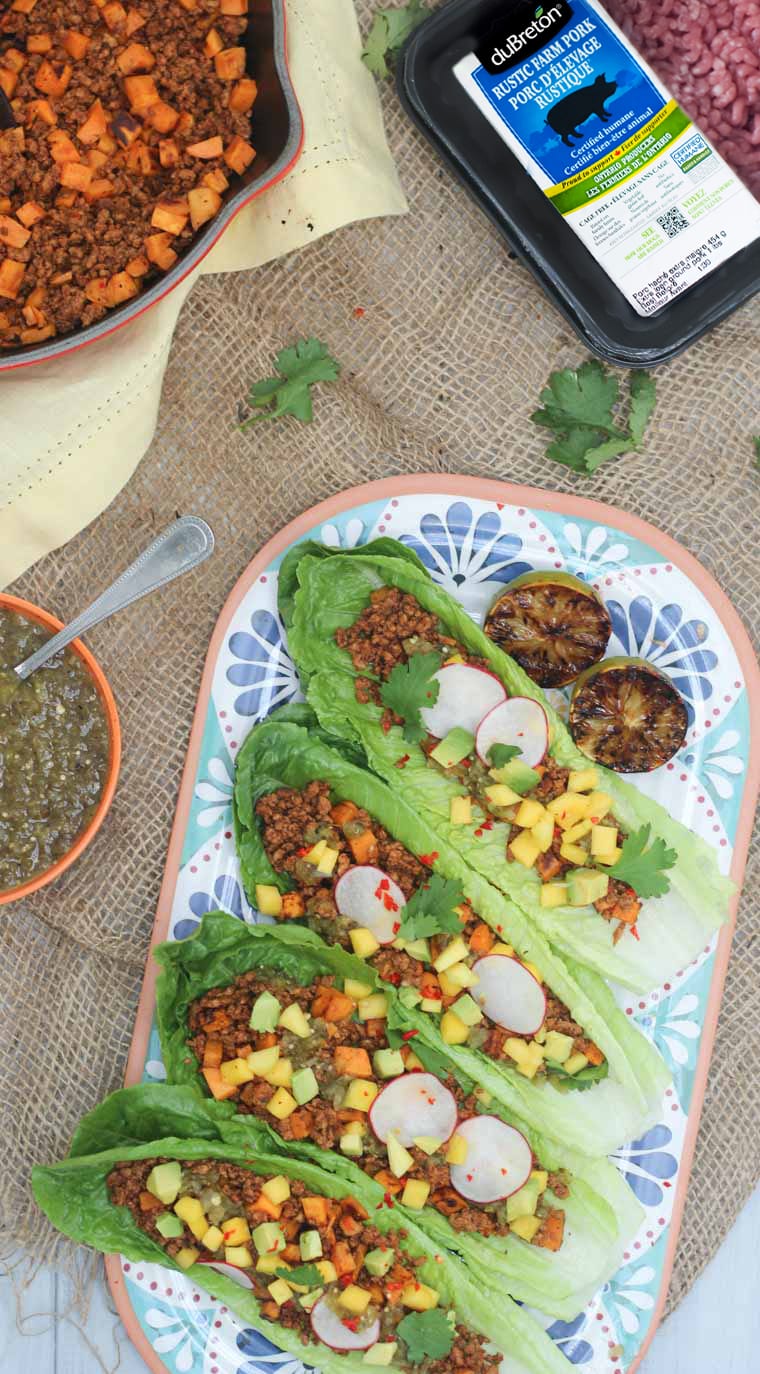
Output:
123,490,751,1374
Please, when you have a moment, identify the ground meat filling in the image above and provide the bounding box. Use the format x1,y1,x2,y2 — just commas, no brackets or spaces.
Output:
0,0,256,347
187,968,568,1248
107,1157,499,1372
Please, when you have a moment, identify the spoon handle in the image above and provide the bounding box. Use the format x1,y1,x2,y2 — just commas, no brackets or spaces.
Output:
14,516,215,680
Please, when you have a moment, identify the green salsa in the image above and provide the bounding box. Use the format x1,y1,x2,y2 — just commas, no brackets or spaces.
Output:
0,608,111,893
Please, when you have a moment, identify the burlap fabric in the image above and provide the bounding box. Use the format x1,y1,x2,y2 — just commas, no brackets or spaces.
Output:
3,1,759,1325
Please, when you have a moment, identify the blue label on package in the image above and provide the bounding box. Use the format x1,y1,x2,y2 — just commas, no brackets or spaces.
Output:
470,0,664,185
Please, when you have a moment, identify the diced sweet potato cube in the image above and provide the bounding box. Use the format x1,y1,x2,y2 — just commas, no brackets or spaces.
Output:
49,270,72,285
55,190,77,208
144,100,179,133
2,48,26,72
34,59,71,96
0,70,18,99
221,0,248,12
178,0,198,8
27,98,56,125
16,202,45,227
123,74,157,111
0,215,31,249
202,167,228,192
27,34,52,54
23,284,44,310
117,42,155,74
228,77,257,113
102,1,127,29
158,138,179,167
22,303,46,326
98,132,118,153
151,200,188,233
107,271,139,305
214,46,245,80
223,134,255,174
203,27,223,57
0,197,9,214
77,98,108,145
12,0,39,12
125,253,149,277
174,111,194,136
59,161,93,190
20,323,55,343
62,30,90,59
188,185,222,229
84,277,110,304
125,7,146,36
125,140,153,173
186,135,223,159
112,109,141,147
48,130,80,164
87,147,109,169
0,259,25,300
145,232,178,270
85,178,115,201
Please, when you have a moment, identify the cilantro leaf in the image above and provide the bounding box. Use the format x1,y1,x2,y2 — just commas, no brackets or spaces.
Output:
240,338,340,429
606,823,677,899
362,0,428,78
531,361,656,475
399,874,465,940
275,1263,323,1289
397,1308,454,1364
545,1060,609,1091
487,743,521,768
380,651,441,744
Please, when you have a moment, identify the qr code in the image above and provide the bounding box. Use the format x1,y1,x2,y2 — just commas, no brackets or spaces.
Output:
656,207,690,239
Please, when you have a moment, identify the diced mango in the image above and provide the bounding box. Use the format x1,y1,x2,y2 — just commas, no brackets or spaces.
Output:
267,1087,298,1119
484,782,521,806
563,1052,589,1076
175,1247,200,1270
350,927,380,959
509,830,541,868
357,993,388,1021
510,1215,542,1242
443,961,479,989
596,846,623,865
491,941,515,956
401,1179,431,1210
344,978,373,1001
255,883,283,916
531,814,554,852
531,1169,549,1191
317,845,340,875
543,1031,573,1063
279,1003,311,1038
305,839,327,865
440,1010,470,1045
268,1277,293,1305
316,1259,338,1284
591,824,618,858
413,1136,443,1155
401,1280,439,1308
220,1057,254,1085
387,1133,415,1177
450,795,473,825
559,842,588,866
247,1045,280,1076
339,1284,372,1314
514,798,547,828
445,1134,468,1165
201,1225,224,1252
540,883,568,908
343,1079,380,1112
262,1176,291,1205
419,998,442,1014
264,1058,293,1088
222,1216,251,1245
174,1196,208,1241
563,818,593,843
568,768,599,793
547,792,589,829
433,936,468,972
584,791,613,822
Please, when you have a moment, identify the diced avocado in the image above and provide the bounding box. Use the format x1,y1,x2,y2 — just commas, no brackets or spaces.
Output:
344,977,374,1000
398,985,422,1010
364,1246,395,1278
563,1052,590,1076
506,1178,541,1222
340,1130,364,1157
420,998,442,1014
403,937,431,962
291,1067,319,1105
262,1176,291,1205
433,936,468,972
299,1287,324,1312
430,727,475,768
440,1009,469,1045
450,795,472,825
401,1179,430,1210
350,927,380,958
252,1221,286,1256
450,994,483,1027
412,1136,443,1155
363,1341,398,1365
387,1133,415,1178
400,1279,438,1308
249,990,281,1033
373,1048,405,1079
279,1002,312,1038
339,1284,372,1315
490,759,541,794
543,1030,574,1063
357,993,388,1021
146,1161,182,1205
566,868,610,907
155,1212,184,1239
299,1229,323,1261
510,1215,542,1242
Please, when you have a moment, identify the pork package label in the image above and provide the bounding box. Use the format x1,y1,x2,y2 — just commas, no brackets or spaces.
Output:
454,0,760,315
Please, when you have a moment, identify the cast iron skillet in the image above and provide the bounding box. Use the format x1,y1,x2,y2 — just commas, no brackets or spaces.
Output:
0,0,303,371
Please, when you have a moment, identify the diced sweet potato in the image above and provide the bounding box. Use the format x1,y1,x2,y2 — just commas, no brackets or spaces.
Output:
221,0,248,12
27,34,52,54
85,177,115,201
26,98,56,125
0,198,9,214
48,130,80,164
186,135,223,159
2,48,26,72
49,270,72,285
125,8,146,37
12,0,40,13
144,99,179,133
55,190,77,208
86,147,109,169
223,134,255,174
228,77,257,113
158,138,180,167
188,184,222,229
203,27,223,57
0,259,26,300
0,70,18,99
125,254,149,277
175,111,194,137
111,109,141,147
214,46,245,80
84,277,110,304
333,1046,372,1078
34,59,72,96
98,132,118,154
145,232,178,271
62,30,90,59
77,99,108,145
202,1066,238,1102
117,42,155,74
59,161,93,191
202,167,229,192
0,215,31,249
19,323,55,343
151,200,188,234
16,202,45,227
123,74,158,112
107,270,139,305
102,1,127,30
125,140,154,173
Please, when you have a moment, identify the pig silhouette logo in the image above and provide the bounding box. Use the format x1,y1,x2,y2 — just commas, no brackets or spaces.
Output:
546,74,618,147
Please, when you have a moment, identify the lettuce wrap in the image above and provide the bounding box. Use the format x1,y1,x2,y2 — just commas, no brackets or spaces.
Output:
282,544,731,992
154,910,642,1319
32,1084,569,1374
232,711,669,1156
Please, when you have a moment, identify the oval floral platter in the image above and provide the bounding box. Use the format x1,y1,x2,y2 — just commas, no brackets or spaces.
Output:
110,476,760,1374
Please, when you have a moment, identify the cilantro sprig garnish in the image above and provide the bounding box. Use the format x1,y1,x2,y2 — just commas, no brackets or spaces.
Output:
531,361,656,475
239,338,340,429
488,743,521,768
380,651,441,744
606,823,677,899
275,1263,323,1289
397,1307,454,1364
399,874,465,941
362,0,428,79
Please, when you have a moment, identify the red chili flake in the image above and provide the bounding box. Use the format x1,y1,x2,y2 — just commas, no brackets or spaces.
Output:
386,971,402,985
474,828,483,837
339,1273,354,1288
381,717,391,734
590,815,600,824
296,847,310,857
461,758,471,768
481,819,494,831
383,894,400,912
466,1173,474,1182
343,1317,360,1332
419,853,438,866
631,925,641,942
268,1242,281,1252
500,1168,508,1176
427,1097,436,1106
384,1191,395,1208
402,1029,419,1041
496,924,503,933
353,306,366,318
395,754,411,768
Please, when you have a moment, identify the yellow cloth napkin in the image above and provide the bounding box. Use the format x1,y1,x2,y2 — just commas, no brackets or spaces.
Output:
0,0,406,588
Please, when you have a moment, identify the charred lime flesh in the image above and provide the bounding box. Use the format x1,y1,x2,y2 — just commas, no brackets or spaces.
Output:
569,657,688,773
485,572,611,689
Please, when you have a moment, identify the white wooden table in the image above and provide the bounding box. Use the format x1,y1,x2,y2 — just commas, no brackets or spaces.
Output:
3,1185,759,1374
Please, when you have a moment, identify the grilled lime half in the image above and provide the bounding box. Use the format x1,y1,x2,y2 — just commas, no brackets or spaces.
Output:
485,571,612,688
569,656,688,772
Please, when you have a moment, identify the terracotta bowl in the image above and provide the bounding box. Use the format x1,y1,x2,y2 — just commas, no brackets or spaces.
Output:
0,593,121,904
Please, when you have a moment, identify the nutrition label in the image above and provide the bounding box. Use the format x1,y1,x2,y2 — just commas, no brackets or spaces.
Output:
454,0,760,315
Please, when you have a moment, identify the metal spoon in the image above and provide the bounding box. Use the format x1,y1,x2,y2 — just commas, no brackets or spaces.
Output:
14,515,215,680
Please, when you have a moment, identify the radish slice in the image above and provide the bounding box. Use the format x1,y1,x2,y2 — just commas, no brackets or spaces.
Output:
449,1116,533,1203
196,1259,256,1289
471,954,546,1037
334,866,406,945
311,1296,381,1351
475,697,548,768
420,663,506,739
369,1072,458,1147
